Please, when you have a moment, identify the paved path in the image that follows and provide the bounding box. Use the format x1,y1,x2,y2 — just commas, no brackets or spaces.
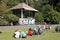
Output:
0,24,60,30
0,25,37,30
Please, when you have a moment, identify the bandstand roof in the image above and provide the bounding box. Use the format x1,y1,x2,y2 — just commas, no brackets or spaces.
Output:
10,3,38,12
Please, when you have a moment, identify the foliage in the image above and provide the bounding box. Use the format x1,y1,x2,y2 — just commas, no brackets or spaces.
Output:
0,1,8,15
47,10,60,23
48,0,59,6
46,10,60,23
5,13,19,22
35,12,44,23
56,2,60,12
2,0,20,8
34,0,42,11
41,4,53,18
0,1,19,23
0,19,7,23
0,0,60,24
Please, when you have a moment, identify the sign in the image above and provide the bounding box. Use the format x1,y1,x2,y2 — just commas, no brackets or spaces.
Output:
19,18,35,25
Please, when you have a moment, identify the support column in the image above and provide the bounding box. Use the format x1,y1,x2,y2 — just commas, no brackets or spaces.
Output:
20,9,24,25
21,9,23,18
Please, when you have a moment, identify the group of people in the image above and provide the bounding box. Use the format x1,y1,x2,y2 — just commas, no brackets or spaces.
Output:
13,25,44,38
13,30,26,38
33,25,43,35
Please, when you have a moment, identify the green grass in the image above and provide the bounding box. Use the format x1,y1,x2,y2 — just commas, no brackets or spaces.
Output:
0,26,60,40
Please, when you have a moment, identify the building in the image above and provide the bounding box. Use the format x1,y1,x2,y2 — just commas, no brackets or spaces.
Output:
10,3,38,25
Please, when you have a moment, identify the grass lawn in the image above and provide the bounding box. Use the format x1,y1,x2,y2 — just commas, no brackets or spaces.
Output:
0,26,60,40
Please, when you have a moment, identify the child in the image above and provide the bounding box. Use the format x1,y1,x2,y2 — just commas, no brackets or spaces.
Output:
27,28,33,36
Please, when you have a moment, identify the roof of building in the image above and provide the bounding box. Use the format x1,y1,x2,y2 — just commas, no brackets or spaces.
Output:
10,3,38,12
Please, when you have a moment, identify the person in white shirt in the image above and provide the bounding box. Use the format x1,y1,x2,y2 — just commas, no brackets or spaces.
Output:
14,30,20,38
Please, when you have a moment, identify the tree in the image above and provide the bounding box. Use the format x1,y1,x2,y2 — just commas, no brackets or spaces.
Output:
0,0,60,24
41,4,53,19
48,0,59,6
0,1,8,23
34,0,43,11
46,10,60,23
5,13,19,22
27,0,35,8
4,0,20,8
56,2,60,12
35,12,44,23
0,1,8,15
0,0,19,24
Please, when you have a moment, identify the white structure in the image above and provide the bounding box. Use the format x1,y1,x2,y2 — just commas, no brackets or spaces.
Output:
19,18,35,25
10,3,38,25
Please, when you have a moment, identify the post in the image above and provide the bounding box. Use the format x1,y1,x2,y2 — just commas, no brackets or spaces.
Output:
21,9,23,18
19,8,23,24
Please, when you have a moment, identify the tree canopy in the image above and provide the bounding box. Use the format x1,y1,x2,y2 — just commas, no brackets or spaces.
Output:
0,0,60,24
